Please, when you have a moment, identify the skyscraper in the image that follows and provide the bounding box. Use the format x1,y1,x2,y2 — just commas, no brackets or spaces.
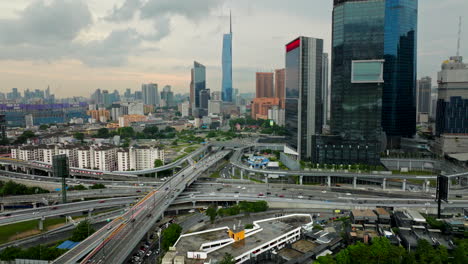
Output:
192,61,206,109
322,54,329,125
416,76,432,122
274,69,285,109
256,72,274,98
161,85,175,107
285,36,324,160
142,83,159,106
382,0,418,143
222,12,233,102
434,56,468,155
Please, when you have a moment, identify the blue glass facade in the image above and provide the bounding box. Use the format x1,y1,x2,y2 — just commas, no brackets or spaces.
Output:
193,61,206,108
222,33,233,102
382,0,418,138
436,96,468,135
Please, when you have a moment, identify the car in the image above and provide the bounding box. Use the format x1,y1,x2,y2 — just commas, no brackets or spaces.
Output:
99,200,105,203
321,190,327,193
198,219,204,223
146,251,152,257
242,187,246,190
258,193,264,197
237,186,241,189
234,191,239,193
266,192,271,195
282,188,286,191
279,194,285,198
136,190,141,193
131,218,136,223
298,196,304,199
345,193,352,196
107,225,112,230
51,206,58,210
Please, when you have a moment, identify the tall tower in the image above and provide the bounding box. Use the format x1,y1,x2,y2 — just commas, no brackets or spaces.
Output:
222,12,233,102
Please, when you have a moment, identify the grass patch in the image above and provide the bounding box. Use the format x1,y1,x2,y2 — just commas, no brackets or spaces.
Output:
209,171,221,178
392,170,436,176
0,217,69,244
184,145,200,154
172,153,188,162
249,178,264,183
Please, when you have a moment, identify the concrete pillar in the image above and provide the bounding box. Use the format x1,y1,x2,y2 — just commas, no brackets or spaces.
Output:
0,204,4,212
422,181,426,192
409,161,412,171
425,180,430,192
32,203,37,209
236,200,239,205
175,209,179,215
299,176,303,185
402,179,407,191
192,201,196,208
382,178,387,190
240,170,244,180
232,167,235,176
265,175,269,184
327,176,331,187
88,209,92,218
38,218,44,231
353,177,357,189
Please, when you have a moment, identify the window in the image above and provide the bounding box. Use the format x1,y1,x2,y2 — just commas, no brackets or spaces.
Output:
351,60,384,83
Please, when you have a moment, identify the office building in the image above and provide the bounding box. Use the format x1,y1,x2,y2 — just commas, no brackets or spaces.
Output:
256,72,274,98
434,56,468,155
417,77,432,123
322,53,329,125
285,36,324,160
181,101,190,117
142,83,160,107
315,0,416,165
111,104,121,121
268,105,285,126
192,61,206,109
381,0,418,142
161,85,175,107
102,90,111,108
211,91,222,101
274,69,286,109
199,89,211,110
222,13,233,102
208,100,222,115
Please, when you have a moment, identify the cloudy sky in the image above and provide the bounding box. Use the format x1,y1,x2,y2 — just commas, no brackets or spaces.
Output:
0,0,466,98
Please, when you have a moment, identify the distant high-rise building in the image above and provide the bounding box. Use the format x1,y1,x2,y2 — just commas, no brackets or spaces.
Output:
256,72,274,98
102,90,111,108
416,76,432,122
142,83,159,106
322,53,329,126
134,91,143,101
285,36,324,160
211,91,222,101
124,88,132,100
199,89,211,112
161,85,175,107
92,89,103,105
192,62,206,109
222,12,233,102
274,69,285,108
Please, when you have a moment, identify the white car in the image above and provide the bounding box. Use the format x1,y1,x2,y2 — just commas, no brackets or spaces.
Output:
242,187,246,190
345,193,352,196
298,196,304,199
321,190,327,193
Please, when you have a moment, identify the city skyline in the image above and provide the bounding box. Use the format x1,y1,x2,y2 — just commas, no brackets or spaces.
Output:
0,0,466,98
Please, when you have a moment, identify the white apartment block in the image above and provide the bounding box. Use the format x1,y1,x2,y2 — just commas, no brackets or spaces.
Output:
129,146,165,170
93,146,117,171
77,148,94,169
56,147,79,168
117,149,130,171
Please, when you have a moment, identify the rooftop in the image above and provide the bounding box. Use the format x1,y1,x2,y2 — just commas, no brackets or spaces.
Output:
374,208,390,217
174,214,312,263
352,209,377,218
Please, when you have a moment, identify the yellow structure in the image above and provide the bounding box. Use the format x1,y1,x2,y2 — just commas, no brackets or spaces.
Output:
228,228,245,241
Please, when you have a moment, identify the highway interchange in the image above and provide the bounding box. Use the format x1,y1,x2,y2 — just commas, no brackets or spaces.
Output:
0,140,466,264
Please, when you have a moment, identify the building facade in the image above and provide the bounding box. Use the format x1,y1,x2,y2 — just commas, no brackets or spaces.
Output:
416,77,432,123
274,69,286,109
192,61,206,109
285,36,324,160
142,83,160,107
256,72,274,98
251,97,281,120
222,14,233,102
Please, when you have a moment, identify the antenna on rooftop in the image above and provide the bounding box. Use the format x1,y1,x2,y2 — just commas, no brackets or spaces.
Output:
457,16,462,57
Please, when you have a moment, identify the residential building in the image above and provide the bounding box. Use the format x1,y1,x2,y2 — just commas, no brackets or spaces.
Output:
87,109,110,123
129,146,165,170
93,145,117,171
285,36,324,160
142,83,160,107
181,101,190,117
117,149,130,171
56,145,79,168
274,69,286,109
222,13,233,102
251,97,281,120
417,77,432,122
256,72,274,98
268,105,285,126
111,103,121,121
118,115,148,127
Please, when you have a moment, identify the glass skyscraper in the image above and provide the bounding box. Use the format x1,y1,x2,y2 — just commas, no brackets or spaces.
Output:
222,13,233,102
314,0,417,165
382,0,418,142
285,36,324,160
193,61,206,108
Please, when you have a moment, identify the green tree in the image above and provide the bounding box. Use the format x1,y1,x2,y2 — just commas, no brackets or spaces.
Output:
96,128,110,138
14,130,36,144
206,131,217,138
39,124,49,130
206,206,217,223
219,253,236,264
118,127,135,138
161,224,182,251
70,220,95,242
154,159,164,168
73,132,85,143
90,183,106,189
315,254,336,264
70,184,87,191
0,247,22,261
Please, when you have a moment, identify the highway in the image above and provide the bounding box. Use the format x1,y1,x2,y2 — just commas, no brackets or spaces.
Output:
0,197,138,226
52,150,230,264
1,189,148,205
